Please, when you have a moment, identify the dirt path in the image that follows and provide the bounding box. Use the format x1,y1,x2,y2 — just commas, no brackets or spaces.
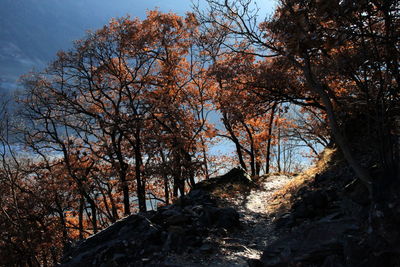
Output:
165,175,293,266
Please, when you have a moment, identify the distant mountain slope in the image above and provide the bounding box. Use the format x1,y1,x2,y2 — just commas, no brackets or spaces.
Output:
1,0,92,82
0,0,189,90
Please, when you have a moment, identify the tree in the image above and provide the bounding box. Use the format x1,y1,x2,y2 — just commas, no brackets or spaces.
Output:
197,0,400,197
0,96,70,266
207,44,314,175
0,10,220,266
18,10,217,213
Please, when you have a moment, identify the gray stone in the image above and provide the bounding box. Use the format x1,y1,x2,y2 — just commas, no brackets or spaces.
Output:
199,243,214,253
259,219,359,266
214,207,240,229
166,214,190,225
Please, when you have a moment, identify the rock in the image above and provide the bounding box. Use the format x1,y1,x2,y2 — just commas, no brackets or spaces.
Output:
310,190,329,209
166,214,190,225
212,227,228,237
161,208,182,217
193,167,253,192
342,235,370,266
163,226,186,253
197,206,216,227
247,259,264,267
341,197,366,219
214,207,240,229
61,178,242,266
291,189,336,221
275,213,294,228
321,255,345,267
345,179,370,205
258,219,360,266
292,201,313,219
199,243,214,253
186,189,216,206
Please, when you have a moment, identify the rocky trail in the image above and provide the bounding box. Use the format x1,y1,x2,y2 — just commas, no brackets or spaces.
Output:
61,153,400,267
165,174,293,266
60,170,296,267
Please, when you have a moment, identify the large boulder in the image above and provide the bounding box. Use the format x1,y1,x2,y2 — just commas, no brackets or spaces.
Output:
61,215,163,266
193,167,253,192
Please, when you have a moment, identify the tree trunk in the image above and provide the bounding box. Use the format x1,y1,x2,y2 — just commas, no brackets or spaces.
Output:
277,113,281,173
255,160,261,176
223,113,247,171
159,150,170,205
55,197,68,246
232,137,248,171
184,151,196,187
78,198,84,239
134,125,147,212
302,57,372,196
164,174,170,205
88,198,97,234
242,121,256,176
266,103,277,174
201,136,210,179
111,131,131,216
173,178,179,198
120,167,131,216
106,184,119,222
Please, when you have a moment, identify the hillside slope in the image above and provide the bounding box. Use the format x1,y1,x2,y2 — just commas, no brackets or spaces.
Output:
61,149,400,266
60,168,294,266
253,149,400,267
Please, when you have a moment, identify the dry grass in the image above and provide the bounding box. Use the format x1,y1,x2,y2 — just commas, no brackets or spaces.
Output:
266,148,336,216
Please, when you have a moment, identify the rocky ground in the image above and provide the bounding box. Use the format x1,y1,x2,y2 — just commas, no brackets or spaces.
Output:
60,168,262,266
164,174,293,266
60,169,295,267
61,152,400,267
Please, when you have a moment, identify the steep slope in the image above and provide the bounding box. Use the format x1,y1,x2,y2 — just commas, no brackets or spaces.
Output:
61,168,251,266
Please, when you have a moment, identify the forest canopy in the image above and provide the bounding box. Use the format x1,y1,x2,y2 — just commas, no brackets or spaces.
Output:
0,0,399,266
